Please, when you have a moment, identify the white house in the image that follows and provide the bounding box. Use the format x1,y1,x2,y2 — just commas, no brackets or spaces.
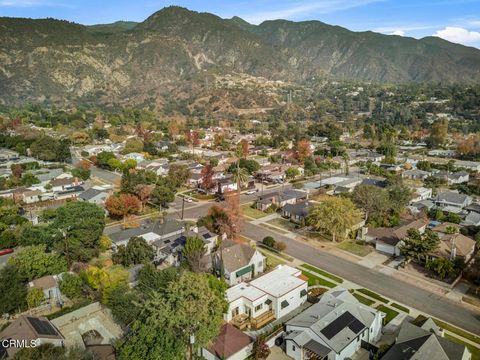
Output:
123,152,145,163
213,239,265,286
285,287,384,360
410,187,433,203
225,265,308,330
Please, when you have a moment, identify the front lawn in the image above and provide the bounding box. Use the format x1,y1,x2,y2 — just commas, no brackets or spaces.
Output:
446,334,480,360
390,302,410,313
258,249,287,269
337,241,372,257
241,203,268,219
301,270,336,288
357,288,389,303
267,217,298,231
301,264,343,283
352,293,375,306
432,318,480,344
376,305,399,324
260,223,288,234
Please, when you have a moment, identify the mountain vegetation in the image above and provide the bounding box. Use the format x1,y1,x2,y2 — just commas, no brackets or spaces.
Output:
1,6,480,109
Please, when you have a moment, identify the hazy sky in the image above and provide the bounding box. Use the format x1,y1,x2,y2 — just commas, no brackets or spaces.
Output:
1,0,480,48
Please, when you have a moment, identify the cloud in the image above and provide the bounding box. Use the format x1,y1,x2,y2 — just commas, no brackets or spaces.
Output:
390,30,405,36
433,26,480,44
0,0,67,7
243,0,385,24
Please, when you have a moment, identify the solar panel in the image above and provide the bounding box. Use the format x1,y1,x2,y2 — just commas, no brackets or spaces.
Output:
320,312,365,340
27,317,59,336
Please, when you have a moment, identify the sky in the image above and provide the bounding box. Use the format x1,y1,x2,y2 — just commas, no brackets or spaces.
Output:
1,0,480,48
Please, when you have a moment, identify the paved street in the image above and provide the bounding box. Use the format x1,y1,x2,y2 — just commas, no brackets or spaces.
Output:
174,201,480,335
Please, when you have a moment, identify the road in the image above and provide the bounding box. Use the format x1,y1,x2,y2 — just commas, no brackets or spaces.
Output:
70,147,121,185
174,200,480,335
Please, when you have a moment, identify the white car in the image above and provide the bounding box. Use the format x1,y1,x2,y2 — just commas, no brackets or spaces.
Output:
245,189,257,195
184,197,193,203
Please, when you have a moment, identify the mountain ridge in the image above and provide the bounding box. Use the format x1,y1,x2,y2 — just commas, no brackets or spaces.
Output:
1,6,479,108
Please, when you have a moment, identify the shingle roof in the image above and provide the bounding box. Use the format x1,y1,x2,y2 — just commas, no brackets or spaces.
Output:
218,240,256,273
79,188,106,201
208,324,252,359
108,219,184,244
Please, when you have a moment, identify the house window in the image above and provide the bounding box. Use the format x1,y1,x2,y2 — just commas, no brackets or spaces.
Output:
255,304,263,312
292,345,296,352
281,300,289,309
258,261,263,269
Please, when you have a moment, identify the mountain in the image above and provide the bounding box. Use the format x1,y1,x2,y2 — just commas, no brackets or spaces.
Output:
1,6,480,108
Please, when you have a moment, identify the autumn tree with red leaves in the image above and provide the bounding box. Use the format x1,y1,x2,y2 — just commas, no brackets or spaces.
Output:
77,159,91,170
200,164,216,192
134,184,155,211
185,130,200,154
296,139,312,164
105,193,141,224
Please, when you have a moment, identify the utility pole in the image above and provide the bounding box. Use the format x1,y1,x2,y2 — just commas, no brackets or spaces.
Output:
181,197,185,220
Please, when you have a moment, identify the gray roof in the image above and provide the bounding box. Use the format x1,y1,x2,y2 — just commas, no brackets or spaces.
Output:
217,239,256,273
382,321,467,360
79,188,106,201
286,287,378,354
436,192,470,206
108,219,184,244
283,201,311,218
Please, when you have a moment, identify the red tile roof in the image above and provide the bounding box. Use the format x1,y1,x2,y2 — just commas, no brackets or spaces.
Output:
208,324,253,358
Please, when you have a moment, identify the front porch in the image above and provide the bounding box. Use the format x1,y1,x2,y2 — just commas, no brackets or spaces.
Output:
231,309,275,331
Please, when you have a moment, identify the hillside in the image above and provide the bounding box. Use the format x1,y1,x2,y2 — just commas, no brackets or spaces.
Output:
1,6,480,108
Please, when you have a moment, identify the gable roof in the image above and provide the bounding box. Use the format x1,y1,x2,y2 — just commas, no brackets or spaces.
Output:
108,219,184,244
218,240,256,273
79,188,107,201
208,324,253,358
383,321,467,360
368,219,427,246
0,315,63,344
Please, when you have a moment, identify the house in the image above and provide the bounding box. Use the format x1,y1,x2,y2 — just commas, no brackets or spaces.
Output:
463,212,480,226
382,318,471,360
213,239,265,286
433,171,470,185
151,225,218,267
22,189,44,204
431,225,476,263
55,186,85,201
217,176,238,194
108,219,185,248
225,265,308,330
410,187,433,203
0,316,64,357
408,199,435,215
282,201,312,223
0,148,19,162
51,302,123,353
202,324,253,360
285,287,384,360
79,187,111,206
455,160,480,172
256,189,307,211
359,219,427,256
28,275,62,302
435,192,473,211
49,177,82,193
402,169,431,180
122,152,145,163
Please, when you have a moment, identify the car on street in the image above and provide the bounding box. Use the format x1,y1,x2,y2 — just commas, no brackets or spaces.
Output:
245,189,258,195
184,197,193,203
0,249,14,256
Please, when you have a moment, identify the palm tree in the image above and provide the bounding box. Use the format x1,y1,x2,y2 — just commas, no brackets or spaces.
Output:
233,167,249,194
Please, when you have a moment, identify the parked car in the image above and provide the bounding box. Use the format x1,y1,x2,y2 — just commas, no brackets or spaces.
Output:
0,249,14,256
245,189,258,195
184,197,193,203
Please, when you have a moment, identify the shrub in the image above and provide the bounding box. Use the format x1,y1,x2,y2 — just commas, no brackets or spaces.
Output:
274,241,287,252
27,288,44,309
59,272,84,299
262,236,276,248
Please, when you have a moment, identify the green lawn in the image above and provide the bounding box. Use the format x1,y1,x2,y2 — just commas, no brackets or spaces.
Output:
258,249,287,269
257,244,294,261
301,270,336,288
446,334,480,360
241,203,268,219
267,217,298,232
390,302,410,313
357,288,389,303
376,305,399,324
301,264,343,283
352,292,375,306
433,318,480,344
260,223,288,234
337,241,372,257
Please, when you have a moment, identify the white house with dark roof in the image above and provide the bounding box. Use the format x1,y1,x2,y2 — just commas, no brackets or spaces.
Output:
225,265,308,330
213,239,265,286
285,287,384,360
435,191,472,211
